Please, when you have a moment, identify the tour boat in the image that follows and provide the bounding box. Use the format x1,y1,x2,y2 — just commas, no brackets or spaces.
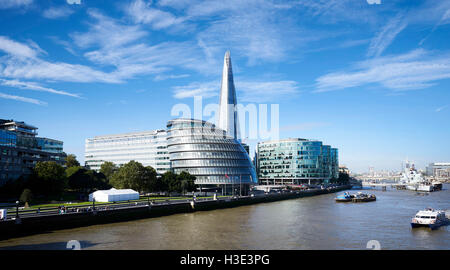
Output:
351,192,376,202
411,208,449,230
335,192,376,202
335,192,354,202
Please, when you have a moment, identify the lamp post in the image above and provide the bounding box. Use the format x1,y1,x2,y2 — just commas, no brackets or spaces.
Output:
15,200,19,218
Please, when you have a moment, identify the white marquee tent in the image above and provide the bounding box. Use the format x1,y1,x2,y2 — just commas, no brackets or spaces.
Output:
89,188,139,202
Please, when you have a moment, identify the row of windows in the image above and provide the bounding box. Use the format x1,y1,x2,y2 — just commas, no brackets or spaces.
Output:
168,143,244,153
170,151,248,160
172,159,250,168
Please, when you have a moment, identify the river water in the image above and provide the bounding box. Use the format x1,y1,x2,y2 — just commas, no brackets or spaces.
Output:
0,184,449,250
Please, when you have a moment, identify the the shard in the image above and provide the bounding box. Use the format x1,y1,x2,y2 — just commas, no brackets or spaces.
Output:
218,51,240,140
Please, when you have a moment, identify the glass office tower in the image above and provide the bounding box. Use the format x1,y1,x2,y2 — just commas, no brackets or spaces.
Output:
257,138,339,185
0,119,64,185
167,118,257,194
85,130,170,174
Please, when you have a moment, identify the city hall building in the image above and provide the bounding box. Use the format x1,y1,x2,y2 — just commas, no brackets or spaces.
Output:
256,138,338,185
167,118,257,194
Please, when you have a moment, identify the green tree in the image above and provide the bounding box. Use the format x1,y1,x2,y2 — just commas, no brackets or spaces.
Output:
65,154,80,168
178,171,197,195
337,172,350,185
32,161,67,196
100,161,117,183
110,161,157,193
19,188,33,206
160,171,179,195
67,166,110,193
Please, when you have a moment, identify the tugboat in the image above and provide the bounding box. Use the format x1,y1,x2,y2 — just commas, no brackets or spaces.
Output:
335,192,354,202
411,208,449,230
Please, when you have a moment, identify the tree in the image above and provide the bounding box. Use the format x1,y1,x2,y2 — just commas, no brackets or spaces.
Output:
160,171,179,195
178,171,197,195
20,188,33,206
100,161,117,183
65,154,80,168
32,161,67,196
110,161,157,193
67,166,110,193
337,172,350,185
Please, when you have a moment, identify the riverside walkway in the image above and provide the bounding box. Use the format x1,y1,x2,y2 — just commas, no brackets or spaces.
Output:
0,185,351,240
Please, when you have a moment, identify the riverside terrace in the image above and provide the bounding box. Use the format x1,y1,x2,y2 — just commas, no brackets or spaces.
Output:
0,185,351,240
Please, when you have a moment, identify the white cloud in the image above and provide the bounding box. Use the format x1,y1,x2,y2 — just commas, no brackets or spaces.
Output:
70,10,218,79
0,79,80,98
237,80,300,102
71,9,148,49
0,55,122,83
0,0,33,9
0,92,46,106
315,49,450,92
67,0,81,4
435,105,447,112
154,74,190,81
0,36,38,58
173,81,219,99
367,13,408,58
173,79,300,102
125,0,185,30
43,6,75,19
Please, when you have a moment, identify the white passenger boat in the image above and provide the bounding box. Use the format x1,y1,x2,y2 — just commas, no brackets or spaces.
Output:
411,208,449,230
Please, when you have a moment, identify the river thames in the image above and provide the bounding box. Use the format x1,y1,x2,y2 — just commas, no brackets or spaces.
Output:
0,184,449,250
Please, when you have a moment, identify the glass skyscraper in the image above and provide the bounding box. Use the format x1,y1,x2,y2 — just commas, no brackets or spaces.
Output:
257,138,338,185
85,130,170,174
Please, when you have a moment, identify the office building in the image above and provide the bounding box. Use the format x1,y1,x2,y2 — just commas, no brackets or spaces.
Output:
257,138,338,185
85,130,170,174
0,119,64,185
426,162,450,180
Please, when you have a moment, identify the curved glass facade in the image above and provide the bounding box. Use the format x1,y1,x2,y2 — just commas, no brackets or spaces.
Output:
257,138,338,185
167,118,257,190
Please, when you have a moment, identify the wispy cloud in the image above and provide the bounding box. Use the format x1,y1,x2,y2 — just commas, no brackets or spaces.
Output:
0,79,80,98
0,36,39,58
0,92,47,106
435,105,447,112
0,35,122,83
125,0,186,30
237,80,299,102
173,81,219,99
173,79,300,102
367,13,408,58
315,49,450,92
43,6,75,19
154,74,190,81
0,0,33,9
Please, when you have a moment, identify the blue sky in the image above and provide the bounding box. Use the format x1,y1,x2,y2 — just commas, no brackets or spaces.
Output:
0,0,449,173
